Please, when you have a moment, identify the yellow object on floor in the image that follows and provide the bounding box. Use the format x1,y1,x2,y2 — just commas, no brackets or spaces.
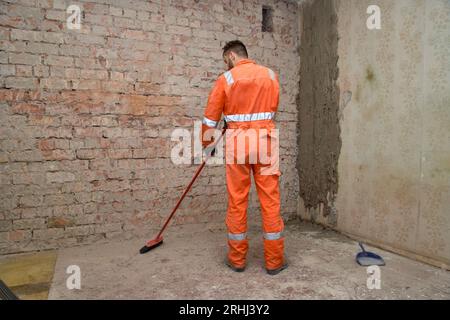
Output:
0,250,57,300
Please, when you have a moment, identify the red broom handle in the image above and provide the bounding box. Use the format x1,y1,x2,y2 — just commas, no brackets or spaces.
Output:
155,127,226,239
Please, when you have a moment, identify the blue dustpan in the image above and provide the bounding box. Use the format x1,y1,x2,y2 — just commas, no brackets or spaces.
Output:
356,242,385,266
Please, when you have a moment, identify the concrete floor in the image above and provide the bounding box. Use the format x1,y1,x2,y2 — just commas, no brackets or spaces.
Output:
41,220,450,300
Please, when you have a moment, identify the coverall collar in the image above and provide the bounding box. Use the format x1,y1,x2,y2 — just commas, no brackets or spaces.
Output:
234,59,255,67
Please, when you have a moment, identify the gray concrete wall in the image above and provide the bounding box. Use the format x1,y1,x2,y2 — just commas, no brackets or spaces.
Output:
297,0,450,268
297,0,341,225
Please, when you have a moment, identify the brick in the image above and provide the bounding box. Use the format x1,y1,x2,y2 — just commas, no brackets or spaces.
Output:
65,68,80,78
137,11,149,20
45,9,65,21
40,78,70,90
113,17,140,29
33,65,49,77
64,225,94,237
80,69,108,80
0,153,8,163
48,217,74,228
71,79,101,90
46,171,76,183
91,25,110,36
19,195,43,207
8,230,32,242
80,2,106,14
132,149,152,159
75,34,106,45
52,0,67,10
9,4,43,18
108,149,132,159
59,45,90,57
12,172,45,185
13,218,46,230
0,27,9,40
84,14,113,26
43,194,75,206
33,228,64,240
37,0,53,8
121,29,147,40
15,65,32,76
42,32,65,43
74,58,104,69
0,64,16,76
49,66,64,77
44,55,73,67
11,29,42,42
40,19,61,32
110,6,123,16
0,220,12,231
101,81,130,93
0,232,7,242
177,17,189,26
41,127,72,139
5,77,37,89
123,9,136,18
76,149,104,160
26,42,59,55
41,149,75,161
95,223,122,234
10,30,64,44
9,52,41,65
73,127,103,138
72,214,96,225
20,207,49,219
0,51,8,63
110,71,124,81
166,25,192,36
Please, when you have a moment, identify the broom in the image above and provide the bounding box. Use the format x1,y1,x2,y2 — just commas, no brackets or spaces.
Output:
139,124,227,254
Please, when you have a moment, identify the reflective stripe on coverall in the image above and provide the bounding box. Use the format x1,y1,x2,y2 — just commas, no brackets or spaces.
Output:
201,59,284,271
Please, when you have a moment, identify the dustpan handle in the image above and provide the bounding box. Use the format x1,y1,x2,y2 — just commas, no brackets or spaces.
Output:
358,242,366,253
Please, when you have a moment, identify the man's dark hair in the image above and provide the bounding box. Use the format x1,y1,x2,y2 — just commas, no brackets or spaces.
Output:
222,40,248,58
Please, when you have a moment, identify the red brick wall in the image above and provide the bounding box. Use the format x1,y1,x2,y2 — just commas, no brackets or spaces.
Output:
0,0,299,254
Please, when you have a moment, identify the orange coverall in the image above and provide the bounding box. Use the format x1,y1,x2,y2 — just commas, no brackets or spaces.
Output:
201,59,284,271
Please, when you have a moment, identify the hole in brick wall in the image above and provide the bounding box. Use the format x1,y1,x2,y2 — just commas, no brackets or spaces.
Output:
262,6,273,33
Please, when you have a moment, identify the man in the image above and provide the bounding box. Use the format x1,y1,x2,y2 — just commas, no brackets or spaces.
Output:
201,40,287,275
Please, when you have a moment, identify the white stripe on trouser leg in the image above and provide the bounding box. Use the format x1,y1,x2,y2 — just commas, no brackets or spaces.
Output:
228,233,247,241
202,117,218,128
263,232,282,240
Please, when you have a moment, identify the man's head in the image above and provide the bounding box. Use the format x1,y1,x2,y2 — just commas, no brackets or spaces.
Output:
222,40,248,70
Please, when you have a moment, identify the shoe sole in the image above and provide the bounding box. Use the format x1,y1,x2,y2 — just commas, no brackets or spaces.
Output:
266,263,288,275
225,260,246,273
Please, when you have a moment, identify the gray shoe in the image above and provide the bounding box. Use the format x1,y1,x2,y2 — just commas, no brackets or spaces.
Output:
225,259,246,273
266,262,288,275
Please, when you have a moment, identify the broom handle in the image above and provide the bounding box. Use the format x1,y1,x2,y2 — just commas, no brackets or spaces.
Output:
156,127,227,239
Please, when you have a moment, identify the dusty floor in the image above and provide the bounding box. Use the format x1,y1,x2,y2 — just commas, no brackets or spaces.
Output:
38,220,450,299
